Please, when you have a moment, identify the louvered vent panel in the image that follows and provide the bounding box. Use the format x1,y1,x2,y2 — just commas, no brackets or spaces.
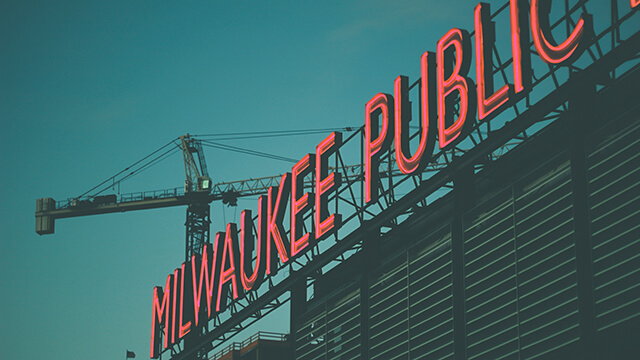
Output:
515,157,580,359
296,308,327,360
327,288,361,360
369,258,409,360
408,225,454,360
588,117,640,331
464,188,519,360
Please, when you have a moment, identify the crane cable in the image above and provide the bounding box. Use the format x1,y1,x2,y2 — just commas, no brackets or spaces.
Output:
77,138,181,199
112,143,182,189
78,127,359,198
194,127,356,140
200,141,299,163
196,126,357,164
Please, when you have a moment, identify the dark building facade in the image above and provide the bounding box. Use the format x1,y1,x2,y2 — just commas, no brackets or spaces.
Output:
293,66,640,359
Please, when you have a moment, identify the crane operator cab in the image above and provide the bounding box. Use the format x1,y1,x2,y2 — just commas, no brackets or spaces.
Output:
185,175,212,194
197,176,211,192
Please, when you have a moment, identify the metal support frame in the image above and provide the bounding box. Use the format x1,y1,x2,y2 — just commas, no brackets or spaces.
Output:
183,201,211,360
185,202,210,262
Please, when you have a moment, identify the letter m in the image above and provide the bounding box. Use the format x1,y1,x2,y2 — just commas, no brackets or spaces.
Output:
150,275,172,359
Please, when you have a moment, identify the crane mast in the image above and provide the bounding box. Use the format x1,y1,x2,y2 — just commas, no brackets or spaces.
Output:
177,135,213,359
180,134,212,261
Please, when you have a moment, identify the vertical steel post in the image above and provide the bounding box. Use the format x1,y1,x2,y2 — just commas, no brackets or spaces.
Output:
569,73,597,360
452,165,474,360
290,278,306,360
360,221,380,360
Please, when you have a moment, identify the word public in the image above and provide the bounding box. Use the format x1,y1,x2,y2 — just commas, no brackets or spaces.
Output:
150,0,603,356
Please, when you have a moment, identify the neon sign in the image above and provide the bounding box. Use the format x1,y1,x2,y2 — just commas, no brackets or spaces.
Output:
150,0,602,357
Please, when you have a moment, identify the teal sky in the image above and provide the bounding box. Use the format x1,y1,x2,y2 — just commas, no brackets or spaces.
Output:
0,1,623,359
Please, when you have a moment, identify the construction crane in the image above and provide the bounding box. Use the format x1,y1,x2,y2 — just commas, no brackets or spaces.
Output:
33,128,451,359
34,131,369,257
36,134,216,260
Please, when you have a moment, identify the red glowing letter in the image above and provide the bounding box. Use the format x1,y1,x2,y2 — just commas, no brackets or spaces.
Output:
216,223,241,312
394,58,436,175
365,93,394,203
531,0,593,65
266,173,291,275
316,132,342,240
150,275,173,359
171,268,179,344
191,242,218,327
475,3,512,120
633,0,640,8
240,207,266,292
510,0,531,93
178,262,193,339
291,154,315,256
437,28,476,149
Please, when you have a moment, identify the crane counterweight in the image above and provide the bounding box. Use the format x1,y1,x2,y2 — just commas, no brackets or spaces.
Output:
35,198,55,235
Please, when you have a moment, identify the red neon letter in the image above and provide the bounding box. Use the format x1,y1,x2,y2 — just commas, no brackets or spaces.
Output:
316,132,342,240
510,0,531,93
216,223,241,312
475,3,512,120
178,262,193,339
437,28,475,149
191,242,218,327
240,207,266,292
291,154,315,256
266,173,291,275
190,254,204,328
633,0,640,8
531,0,593,65
150,275,173,359
394,58,436,174
171,268,179,345
365,93,394,203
